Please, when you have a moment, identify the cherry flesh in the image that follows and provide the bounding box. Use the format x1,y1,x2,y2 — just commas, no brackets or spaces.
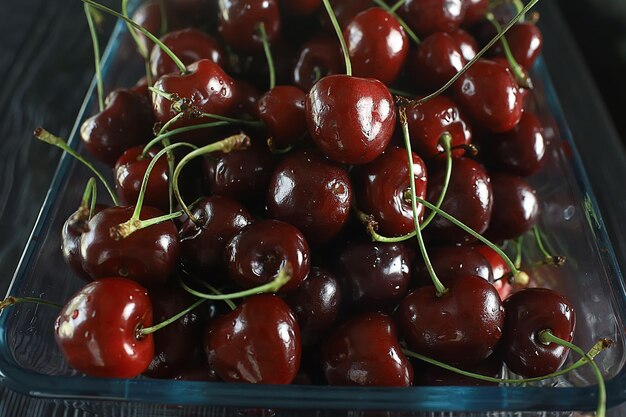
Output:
398,0,465,36
292,36,342,92
257,86,308,150
61,204,106,282
413,245,493,287
218,0,281,54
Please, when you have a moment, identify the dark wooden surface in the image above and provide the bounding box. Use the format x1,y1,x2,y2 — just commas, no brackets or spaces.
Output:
0,1,625,415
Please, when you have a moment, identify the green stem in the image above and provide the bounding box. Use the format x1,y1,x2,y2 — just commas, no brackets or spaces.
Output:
0,296,62,311
122,0,149,58
533,226,566,266
158,0,168,35
258,23,276,90
141,120,230,157
84,4,104,112
188,277,237,311
389,87,417,99
139,298,205,336
512,0,525,16
34,128,119,205
372,0,420,44
389,0,405,13
81,177,98,219
154,113,185,213
111,210,183,240
539,330,606,417
514,235,524,269
321,0,352,76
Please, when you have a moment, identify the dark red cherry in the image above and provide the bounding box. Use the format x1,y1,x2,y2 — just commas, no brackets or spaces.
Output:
425,157,493,245
320,0,371,30
279,0,321,16
410,31,466,92
132,1,179,55
473,244,512,301
414,352,503,386
226,220,311,292
398,0,465,36
257,86,307,150
179,196,254,277
80,89,155,166
61,204,107,282
413,245,492,287
173,362,220,381
218,0,281,54
150,28,225,79
491,23,543,70
355,146,427,236
114,146,169,213
502,288,575,377
321,312,413,386
344,8,409,85
339,242,411,311
306,75,396,165
284,267,341,346
293,36,342,92
267,149,352,245
450,28,479,61
54,277,153,378
463,0,488,26
233,40,298,90
405,95,472,159
205,294,301,384
80,206,180,288
454,59,523,133
234,79,261,118
484,173,539,242
398,275,505,366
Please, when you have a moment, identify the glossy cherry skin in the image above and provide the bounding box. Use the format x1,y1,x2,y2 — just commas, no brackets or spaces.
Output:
226,220,311,292
257,86,307,149
61,204,106,281
485,173,539,242
405,95,472,159
280,0,320,16
80,206,180,288
218,0,281,54
306,75,396,165
481,111,546,177
398,0,465,36
425,157,493,245
320,0,371,30
502,288,576,377
473,244,513,301
398,275,505,366
179,196,254,277
339,242,411,311
132,1,177,56
150,28,225,79
205,294,301,384
344,8,409,85
80,89,155,166
293,36,342,92
54,277,153,378
413,245,492,287
410,31,466,92
491,23,543,70
114,146,169,213
284,267,341,346
321,312,413,386
450,28,479,61
463,0,488,25
355,146,427,236
267,149,352,245
454,59,523,133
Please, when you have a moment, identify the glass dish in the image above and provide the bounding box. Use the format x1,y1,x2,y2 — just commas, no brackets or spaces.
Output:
0,7,625,416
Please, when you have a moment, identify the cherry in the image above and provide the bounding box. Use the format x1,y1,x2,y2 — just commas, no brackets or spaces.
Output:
305,74,396,164
205,294,301,384
173,362,219,381
481,111,546,177
397,275,505,366
293,36,342,92
225,220,311,292
280,0,321,16
355,146,427,236
321,312,413,386
453,59,523,133
413,245,493,287
338,242,412,311
218,0,281,54
150,28,226,79
179,196,254,277
410,31,466,92
450,28,479,61
54,277,153,378
233,40,298,90
131,1,178,56
80,206,180,288
463,0,489,26
80,89,155,166
502,288,575,377
484,173,539,242
398,0,466,36
405,95,472,159
473,244,510,281
490,22,543,70
267,149,352,245
114,145,169,213
284,267,341,345
257,86,308,150
319,0,371,30
344,8,409,85
234,79,261,118
61,204,106,282
425,157,493,245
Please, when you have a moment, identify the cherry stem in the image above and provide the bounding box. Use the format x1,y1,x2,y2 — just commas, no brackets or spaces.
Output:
155,113,185,213
372,0,420,44
485,12,533,89
84,4,104,112
178,266,292,301
142,120,230,157
111,210,183,240
258,23,276,90
533,226,566,266
34,128,119,205
321,0,352,76
389,87,417,99
122,0,148,58
514,235,524,269
84,0,187,74
173,133,251,224
389,0,405,13
158,0,168,35
139,298,206,336
400,108,448,296
512,0,525,17
80,177,98,220
404,0,540,107
401,336,612,386
0,296,62,311
539,330,606,417
188,276,237,310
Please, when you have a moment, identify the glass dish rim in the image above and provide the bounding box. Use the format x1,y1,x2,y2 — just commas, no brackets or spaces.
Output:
1,8,625,412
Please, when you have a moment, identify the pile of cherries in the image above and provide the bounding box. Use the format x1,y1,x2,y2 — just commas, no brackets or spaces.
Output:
14,0,611,403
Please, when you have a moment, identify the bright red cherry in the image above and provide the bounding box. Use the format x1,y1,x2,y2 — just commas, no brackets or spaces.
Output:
491,23,543,70
293,36,342,92
410,31,466,92
413,245,493,287
218,0,281,54
257,86,308,150
450,28,479,61
463,0,488,25
398,0,466,36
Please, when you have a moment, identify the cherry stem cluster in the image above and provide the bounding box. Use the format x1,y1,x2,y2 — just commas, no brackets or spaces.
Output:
84,4,104,112
258,22,276,90
321,0,352,76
